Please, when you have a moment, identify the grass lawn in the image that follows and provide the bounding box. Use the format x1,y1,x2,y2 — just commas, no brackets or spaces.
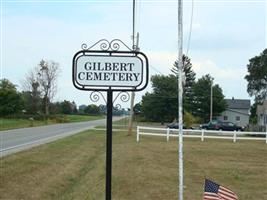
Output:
0,128,266,200
101,117,165,129
0,115,104,131
65,115,104,123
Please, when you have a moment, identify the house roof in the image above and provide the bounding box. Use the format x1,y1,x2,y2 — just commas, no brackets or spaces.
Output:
226,98,251,109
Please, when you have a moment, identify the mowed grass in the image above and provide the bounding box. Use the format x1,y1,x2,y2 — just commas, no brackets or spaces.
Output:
65,115,104,123
0,130,266,200
0,115,104,131
0,118,50,131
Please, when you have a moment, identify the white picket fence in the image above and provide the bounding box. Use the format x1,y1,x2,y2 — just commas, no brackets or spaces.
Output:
136,126,267,144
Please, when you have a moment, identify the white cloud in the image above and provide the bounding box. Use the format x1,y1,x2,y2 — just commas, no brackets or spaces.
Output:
192,59,249,99
192,59,245,80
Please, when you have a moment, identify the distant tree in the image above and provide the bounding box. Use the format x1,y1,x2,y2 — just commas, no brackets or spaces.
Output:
37,59,60,116
84,104,100,115
192,74,226,121
79,104,87,114
49,102,61,114
133,102,142,114
21,91,42,114
71,101,78,114
49,100,77,115
245,49,267,103
171,55,196,113
60,100,74,114
249,102,258,124
98,104,107,115
0,79,24,116
141,75,178,123
22,69,41,114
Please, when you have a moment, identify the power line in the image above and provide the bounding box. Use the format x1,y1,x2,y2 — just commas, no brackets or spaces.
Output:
150,65,164,75
185,0,194,57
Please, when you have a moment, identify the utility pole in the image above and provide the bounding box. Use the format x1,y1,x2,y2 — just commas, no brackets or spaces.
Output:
128,0,137,136
177,0,184,200
210,79,213,122
128,90,135,136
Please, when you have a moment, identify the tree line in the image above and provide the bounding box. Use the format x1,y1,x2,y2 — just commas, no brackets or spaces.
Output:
0,78,128,117
136,56,227,124
135,49,267,125
0,59,127,118
0,77,77,117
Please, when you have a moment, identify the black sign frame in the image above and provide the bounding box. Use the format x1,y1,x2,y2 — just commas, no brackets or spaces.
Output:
72,42,149,92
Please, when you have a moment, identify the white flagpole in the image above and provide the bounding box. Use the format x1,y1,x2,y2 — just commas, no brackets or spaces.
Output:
178,0,184,200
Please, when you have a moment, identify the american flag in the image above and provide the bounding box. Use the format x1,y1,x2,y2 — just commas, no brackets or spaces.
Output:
203,179,238,200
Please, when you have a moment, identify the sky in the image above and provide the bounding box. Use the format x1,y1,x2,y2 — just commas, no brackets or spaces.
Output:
1,0,266,108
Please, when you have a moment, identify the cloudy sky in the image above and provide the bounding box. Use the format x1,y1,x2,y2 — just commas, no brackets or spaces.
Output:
1,0,266,107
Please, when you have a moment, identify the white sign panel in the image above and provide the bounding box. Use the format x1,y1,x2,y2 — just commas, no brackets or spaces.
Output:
75,55,143,87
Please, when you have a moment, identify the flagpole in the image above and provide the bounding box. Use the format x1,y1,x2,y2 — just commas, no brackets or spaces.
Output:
177,0,184,200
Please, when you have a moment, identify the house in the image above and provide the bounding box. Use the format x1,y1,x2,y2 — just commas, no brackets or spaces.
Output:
217,98,250,127
256,100,267,126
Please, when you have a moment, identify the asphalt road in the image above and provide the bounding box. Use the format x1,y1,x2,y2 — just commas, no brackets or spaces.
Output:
0,117,123,157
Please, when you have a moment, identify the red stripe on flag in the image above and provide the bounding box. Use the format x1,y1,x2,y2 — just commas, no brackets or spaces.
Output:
203,192,222,200
219,186,238,200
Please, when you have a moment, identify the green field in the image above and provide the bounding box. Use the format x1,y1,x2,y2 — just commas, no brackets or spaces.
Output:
0,115,104,131
0,128,266,200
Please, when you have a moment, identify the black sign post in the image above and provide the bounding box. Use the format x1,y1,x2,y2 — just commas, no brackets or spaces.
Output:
106,89,113,200
72,39,148,200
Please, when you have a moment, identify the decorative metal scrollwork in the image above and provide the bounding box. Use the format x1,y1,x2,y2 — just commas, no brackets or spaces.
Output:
113,104,122,110
112,92,130,110
90,91,107,104
81,39,132,51
113,92,130,104
89,91,130,110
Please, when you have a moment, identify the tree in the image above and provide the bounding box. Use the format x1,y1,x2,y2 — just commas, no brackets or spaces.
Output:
245,49,267,103
21,91,42,114
141,75,178,123
133,102,142,114
79,104,87,114
249,102,258,124
22,60,60,115
60,100,74,114
0,79,24,116
171,55,196,113
49,100,77,115
22,69,41,114
37,59,60,115
98,104,107,115
84,104,100,115
192,74,226,121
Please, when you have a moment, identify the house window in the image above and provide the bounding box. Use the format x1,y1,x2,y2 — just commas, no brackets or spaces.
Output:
236,116,240,121
223,116,228,121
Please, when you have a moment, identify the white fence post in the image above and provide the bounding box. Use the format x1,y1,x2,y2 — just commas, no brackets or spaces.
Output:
233,131,237,143
201,129,204,142
137,126,140,142
167,128,170,142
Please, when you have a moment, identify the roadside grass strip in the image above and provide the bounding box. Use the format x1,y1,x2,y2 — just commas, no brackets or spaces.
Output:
0,115,104,131
0,130,266,200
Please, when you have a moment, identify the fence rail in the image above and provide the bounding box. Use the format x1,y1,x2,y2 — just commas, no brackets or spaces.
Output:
136,126,267,144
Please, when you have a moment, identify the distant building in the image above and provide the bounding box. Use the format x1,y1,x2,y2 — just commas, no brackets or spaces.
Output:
217,98,251,127
256,100,267,126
